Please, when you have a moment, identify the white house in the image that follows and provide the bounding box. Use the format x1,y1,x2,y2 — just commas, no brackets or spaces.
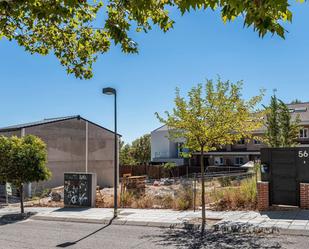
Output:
150,125,186,166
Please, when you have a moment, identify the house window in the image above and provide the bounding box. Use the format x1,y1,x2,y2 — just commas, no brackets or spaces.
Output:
235,157,244,166
254,139,261,145
214,157,224,166
299,128,308,138
237,139,245,145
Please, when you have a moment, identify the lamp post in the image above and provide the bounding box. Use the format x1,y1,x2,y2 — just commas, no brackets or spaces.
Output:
102,87,118,217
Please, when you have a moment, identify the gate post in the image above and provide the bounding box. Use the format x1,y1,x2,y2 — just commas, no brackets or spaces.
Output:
257,181,269,211
300,183,309,209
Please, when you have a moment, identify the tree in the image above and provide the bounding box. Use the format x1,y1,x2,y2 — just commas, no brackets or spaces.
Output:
0,0,299,79
130,134,151,165
0,135,51,213
265,94,281,147
162,162,176,178
264,95,301,147
119,143,135,166
279,100,301,147
0,136,11,183
156,78,264,232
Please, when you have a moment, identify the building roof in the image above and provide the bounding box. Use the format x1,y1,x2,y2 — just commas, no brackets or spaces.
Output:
287,102,309,124
0,115,121,136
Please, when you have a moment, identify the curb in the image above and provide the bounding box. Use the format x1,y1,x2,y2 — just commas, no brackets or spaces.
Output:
30,215,194,229
278,228,309,236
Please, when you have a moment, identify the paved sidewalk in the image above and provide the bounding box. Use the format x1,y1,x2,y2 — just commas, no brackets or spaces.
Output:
2,207,309,235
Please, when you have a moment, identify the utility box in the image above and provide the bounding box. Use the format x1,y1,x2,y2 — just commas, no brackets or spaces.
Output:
64,173,97,208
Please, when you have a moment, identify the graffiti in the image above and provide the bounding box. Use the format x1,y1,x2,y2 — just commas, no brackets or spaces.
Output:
64,173,92,207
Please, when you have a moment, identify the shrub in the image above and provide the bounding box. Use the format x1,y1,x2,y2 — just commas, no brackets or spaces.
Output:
210,177,257,210
218,176,232,187
173,185,193,210
120,191,134,207
131,195,154,209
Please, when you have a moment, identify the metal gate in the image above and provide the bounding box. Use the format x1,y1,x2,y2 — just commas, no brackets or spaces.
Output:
261,147,309,207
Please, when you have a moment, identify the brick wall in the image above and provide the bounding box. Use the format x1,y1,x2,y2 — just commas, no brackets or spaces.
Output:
300,183,309,209
257,181,269,211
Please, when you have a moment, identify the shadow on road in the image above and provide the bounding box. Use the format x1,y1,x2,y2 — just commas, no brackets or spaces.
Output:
56,217,115,248
142,228,283,249
0,212,36,226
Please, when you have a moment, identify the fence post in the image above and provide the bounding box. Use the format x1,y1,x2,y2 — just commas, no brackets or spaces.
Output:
193,173,197,212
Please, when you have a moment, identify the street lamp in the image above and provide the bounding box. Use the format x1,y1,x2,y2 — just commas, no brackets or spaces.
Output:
102,87,118,218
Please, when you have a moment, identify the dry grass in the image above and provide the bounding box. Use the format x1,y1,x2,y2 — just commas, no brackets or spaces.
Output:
96,184,196,211
209,177,257,211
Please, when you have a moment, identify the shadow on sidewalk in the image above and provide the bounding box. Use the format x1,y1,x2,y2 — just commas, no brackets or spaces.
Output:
0,212,36,226
141,227,284,249
52,207,91,213
56,217,115,248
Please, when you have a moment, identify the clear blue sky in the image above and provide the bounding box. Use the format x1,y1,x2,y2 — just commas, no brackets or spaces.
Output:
0,3,308,143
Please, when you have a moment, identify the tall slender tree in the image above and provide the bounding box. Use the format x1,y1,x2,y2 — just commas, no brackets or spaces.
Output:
156,78,264,232
265,94,281,147
279,100,301,147
265,96,301,147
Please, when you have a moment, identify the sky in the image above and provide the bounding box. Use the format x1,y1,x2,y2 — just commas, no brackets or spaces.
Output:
1,3,309,143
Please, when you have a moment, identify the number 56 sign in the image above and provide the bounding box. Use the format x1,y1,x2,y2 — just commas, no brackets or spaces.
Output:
299,150,309,158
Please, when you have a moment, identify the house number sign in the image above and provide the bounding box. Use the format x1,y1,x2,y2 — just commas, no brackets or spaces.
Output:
298,150,308,164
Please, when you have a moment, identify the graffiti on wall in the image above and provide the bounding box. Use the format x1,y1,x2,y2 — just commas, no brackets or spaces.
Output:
64,173,92,207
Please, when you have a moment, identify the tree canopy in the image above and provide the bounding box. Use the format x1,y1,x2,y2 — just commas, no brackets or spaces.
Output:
0,0,301,79
264,95,301,147
120,134,151,166
0,135,51,213
156,78,264,232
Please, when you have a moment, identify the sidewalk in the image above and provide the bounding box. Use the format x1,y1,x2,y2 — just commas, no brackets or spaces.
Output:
1,207,309,235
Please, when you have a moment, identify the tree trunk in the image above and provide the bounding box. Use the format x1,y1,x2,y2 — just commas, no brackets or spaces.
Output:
200,147,206,233
19,184,24,214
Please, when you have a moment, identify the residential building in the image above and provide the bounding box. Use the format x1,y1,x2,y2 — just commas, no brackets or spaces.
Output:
0,115,120,195
151,102,309,167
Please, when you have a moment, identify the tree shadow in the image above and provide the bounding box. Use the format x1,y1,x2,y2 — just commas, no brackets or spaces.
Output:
56,217,115,248
0,212,36,226
142,227,284,249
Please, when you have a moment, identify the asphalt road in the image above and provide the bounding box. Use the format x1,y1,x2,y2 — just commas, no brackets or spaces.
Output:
0,219,309,249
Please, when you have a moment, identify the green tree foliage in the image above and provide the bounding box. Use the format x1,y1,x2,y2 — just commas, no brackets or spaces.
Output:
131,134,151,165
0,136,11,183
265,95,301,147
120,134,151,165
0,135,51,213
119,143,135,166
156,78,264,232
265,94,281,147
0,0,301,79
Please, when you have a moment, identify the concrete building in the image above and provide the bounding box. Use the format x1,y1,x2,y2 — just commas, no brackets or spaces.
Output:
0,116,119,194
151,102,309,167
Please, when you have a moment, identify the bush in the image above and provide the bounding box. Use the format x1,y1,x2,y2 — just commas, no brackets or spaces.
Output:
131,195,154,209
210,177,257,210
120,191,134,207
218,176,232,187
173,185,193,210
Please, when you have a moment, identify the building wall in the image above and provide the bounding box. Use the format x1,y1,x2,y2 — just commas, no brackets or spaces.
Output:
151,129,171,159
87,121,117,187
6,118,118,190
0,130,21,137
151,128,186,165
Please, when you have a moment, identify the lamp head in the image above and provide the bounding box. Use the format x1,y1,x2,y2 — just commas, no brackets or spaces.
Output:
103,87,116,95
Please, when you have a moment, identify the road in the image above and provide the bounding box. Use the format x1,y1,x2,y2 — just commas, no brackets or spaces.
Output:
0,219,309,249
